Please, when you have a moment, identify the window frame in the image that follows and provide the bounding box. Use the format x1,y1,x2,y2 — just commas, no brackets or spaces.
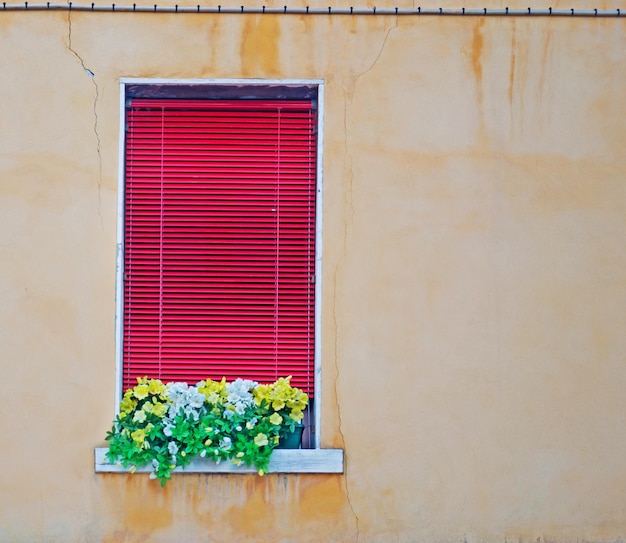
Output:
114,79,325,450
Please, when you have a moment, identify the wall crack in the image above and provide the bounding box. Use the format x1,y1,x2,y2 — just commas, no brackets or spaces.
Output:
354,15,398,89
333,256,360,542
67,8,104,229
334,19,398,542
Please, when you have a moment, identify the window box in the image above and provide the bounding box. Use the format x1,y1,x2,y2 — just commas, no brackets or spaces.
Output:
94,447,343,474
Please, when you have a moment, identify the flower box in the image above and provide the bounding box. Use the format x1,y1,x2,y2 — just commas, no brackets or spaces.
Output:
105,376,314,485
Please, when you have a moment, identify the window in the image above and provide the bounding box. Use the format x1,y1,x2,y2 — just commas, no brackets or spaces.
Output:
98,80,342,474
116,81,322,446
94,79,344,473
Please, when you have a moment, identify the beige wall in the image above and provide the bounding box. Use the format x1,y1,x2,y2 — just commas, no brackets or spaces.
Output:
1,2,626,541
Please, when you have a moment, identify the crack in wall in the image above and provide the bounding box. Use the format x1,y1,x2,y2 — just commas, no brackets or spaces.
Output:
67,8,104,229
332,250,360,542
334,87,359,542
353,15,398,90
334,18,398,542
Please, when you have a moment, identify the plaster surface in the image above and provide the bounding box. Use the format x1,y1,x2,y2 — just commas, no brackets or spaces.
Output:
1,3,625,542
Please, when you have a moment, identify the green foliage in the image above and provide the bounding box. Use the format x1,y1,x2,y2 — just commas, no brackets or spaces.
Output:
105,376,308,485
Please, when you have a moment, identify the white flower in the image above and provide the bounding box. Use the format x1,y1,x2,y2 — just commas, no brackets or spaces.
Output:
168,441,179,455
187,387,205,409
165,382,207,421
225,378,257,414
166,382,189,402
149,459,160,479
220,436,232,451
184,405,201,421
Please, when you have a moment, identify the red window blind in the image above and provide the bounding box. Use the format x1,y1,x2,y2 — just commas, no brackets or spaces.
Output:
123,98,317,397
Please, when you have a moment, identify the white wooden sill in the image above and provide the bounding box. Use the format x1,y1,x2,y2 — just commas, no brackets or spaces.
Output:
95,447,344,474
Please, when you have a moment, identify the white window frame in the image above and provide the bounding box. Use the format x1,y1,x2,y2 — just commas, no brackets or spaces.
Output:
96,78,342,475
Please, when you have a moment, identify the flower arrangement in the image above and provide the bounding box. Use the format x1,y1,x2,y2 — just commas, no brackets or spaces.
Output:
105,376,309,486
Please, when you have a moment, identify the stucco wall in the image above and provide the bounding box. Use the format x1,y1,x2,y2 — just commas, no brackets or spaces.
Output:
1,2,626,541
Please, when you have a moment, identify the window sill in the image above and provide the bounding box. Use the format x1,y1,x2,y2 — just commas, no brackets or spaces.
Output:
94,447,344,474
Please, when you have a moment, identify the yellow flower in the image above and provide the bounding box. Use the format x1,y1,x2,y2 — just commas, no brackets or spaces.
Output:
198,377,227,404
131,429,146,444
271,399,285,411
289,409,304,423
147,379,165,395
269,413,283,425
254,433,269,447
287,390,308,411
133,384,149,400
120,396,136,414
258,468,265,476
151,401,167,418
253,384,270,406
